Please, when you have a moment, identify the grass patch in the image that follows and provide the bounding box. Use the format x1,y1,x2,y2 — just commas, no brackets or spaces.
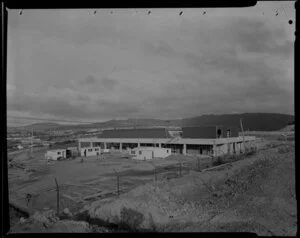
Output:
119,207,144,231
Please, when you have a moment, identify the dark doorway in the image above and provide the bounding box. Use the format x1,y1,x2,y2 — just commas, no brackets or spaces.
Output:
66,149,72,159
217,129,222,138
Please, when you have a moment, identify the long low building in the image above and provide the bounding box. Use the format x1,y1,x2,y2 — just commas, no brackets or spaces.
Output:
78,127,256,157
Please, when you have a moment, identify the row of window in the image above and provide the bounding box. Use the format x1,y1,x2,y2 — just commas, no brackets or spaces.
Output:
86,148,100,152
131,149,170,155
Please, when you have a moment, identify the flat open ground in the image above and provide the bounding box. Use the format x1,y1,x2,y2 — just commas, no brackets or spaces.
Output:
8,135,296,234
8,148,211,215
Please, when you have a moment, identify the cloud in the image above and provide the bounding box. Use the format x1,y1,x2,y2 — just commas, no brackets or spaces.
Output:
76,75,118,93
143,39,177,58
78,75,97,86
100,77,118,91
7,6,294,122
228,17,293,56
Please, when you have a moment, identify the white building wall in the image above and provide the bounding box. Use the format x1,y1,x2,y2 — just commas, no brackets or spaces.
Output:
80,147,101,157
133,150,153,160
153,148,172,158
45,150,66,160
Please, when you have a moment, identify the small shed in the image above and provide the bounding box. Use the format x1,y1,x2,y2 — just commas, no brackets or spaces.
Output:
131,147,171,160
45,149,66,161
80,147,101,157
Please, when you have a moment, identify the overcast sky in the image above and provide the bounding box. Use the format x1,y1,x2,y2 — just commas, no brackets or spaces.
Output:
7,2,295,125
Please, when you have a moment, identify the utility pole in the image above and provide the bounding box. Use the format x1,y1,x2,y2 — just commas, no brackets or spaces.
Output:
240,118,246,153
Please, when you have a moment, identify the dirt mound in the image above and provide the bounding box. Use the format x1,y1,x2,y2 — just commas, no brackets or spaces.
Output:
9,209,93,233
51,220,91,232
32,210,59,226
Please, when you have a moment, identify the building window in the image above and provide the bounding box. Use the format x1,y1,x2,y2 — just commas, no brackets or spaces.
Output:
139,151,142,155
93,142,101,147
167,150,169,153
80,142,91,148
131,151,135,155
226,129,231,138
88,149,93,152
95,148,99,151
57,152,61,155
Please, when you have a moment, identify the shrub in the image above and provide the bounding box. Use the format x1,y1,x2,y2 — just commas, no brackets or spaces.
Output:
120,207,145,231
277,146,290,154
212,156,225,166
277,135,287,141
246,150,256,156
287,135,295,141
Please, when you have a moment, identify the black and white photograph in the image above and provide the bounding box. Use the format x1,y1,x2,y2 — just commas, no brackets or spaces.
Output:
5,1,296,235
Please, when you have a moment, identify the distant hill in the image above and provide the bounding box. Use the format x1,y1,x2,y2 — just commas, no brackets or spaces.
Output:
279,124,294,132
178,113,294,131
16,122,62,131
12,113,294,132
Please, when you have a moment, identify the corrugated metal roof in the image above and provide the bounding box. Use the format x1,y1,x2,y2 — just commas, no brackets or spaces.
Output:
222,126,240,137
182,126,240,138
97,128,171,138
47,149,66,152
182,126,217,139
49,142,78,150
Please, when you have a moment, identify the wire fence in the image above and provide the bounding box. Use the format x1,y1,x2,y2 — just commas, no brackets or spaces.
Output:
20,148,258,217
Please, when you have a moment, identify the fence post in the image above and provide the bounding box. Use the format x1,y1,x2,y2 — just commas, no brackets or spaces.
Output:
113,169,119,196
150,162,157,182
54,178,59,215
26,193,32,210
178,158,182,177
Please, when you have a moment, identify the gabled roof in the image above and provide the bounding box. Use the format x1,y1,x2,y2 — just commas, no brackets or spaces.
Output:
97,128,171,139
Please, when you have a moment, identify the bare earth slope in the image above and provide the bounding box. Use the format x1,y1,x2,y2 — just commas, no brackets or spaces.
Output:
84,141,296,235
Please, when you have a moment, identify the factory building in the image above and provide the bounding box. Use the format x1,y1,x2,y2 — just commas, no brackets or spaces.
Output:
78,127,256,157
